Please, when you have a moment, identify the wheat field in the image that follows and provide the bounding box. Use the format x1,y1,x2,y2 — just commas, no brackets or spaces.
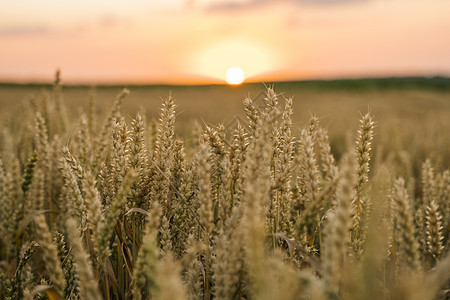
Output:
0,78,449,300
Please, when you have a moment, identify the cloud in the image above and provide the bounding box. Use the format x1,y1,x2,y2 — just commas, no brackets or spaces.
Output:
0,25,52,36
0,16,131,38
98,15,133,29
0,23,92,37
299,0,369,5
198,0,370,11
204,0,274,11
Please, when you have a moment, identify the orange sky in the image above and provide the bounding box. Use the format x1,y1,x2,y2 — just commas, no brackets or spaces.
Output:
1,0,450,84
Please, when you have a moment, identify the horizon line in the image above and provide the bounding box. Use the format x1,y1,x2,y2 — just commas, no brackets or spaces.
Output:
0,74,449,88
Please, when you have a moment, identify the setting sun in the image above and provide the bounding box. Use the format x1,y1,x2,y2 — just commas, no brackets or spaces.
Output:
226,67,245,85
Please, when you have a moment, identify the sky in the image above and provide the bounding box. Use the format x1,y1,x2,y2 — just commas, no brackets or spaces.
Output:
1,0,450,84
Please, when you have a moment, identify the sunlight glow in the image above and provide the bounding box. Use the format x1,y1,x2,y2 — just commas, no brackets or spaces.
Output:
225,67,244,85
191,39,277,83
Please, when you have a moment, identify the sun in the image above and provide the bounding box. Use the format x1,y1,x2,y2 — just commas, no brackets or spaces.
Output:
225,67,245,85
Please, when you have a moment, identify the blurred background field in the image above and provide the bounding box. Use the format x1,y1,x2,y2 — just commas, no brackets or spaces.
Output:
1,77,450,179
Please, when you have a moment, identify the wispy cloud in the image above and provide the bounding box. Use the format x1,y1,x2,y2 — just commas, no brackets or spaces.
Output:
98,15,133,29
205,0,273,11
199,0,370,11
0,25,53,37
299,0,369,5
0,23,92,37
0,16,131,38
